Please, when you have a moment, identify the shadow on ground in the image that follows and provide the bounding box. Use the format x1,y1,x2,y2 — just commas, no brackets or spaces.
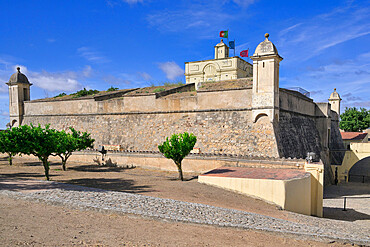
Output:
0,176,154,194
23,162,60,167
168,176,198,181
324,183,370,199
0,172,57,179
68,164,133,173
0,157,9,161
323,207,370,221
59,178,154,193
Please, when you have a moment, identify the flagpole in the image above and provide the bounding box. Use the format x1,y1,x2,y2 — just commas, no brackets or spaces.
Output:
248,47,250,63
234,39,235,57
227,29,229,52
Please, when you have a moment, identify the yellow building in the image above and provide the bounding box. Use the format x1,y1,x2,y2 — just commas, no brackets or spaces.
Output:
185,39,252,89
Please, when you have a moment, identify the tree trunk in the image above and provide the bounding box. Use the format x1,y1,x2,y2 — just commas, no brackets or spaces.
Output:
176,162,184,181
62,158,66,171
7,153,12,166
42,158,50,181
59,153,71,171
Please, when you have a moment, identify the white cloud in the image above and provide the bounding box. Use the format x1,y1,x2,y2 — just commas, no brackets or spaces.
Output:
82,65,93,77
13,65,28,74
231,0,256,7
122,0,143,3
8,64,94,92
47,38,56,43
106,0,143,6
147,2,239,34
29,71,82,92
0,110,8,117
277,4,370,61
158,62,184,80
0,85,8,93
77,47,109,63
103,75,131,85
137,72,152,80
282,52,370,111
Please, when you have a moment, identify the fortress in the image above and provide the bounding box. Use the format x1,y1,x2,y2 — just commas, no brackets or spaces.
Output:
6,34,344,187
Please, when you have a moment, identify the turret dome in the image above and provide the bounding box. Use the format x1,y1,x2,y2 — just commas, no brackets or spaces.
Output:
253,33,279,56
8,67,30,84
329,88,341,100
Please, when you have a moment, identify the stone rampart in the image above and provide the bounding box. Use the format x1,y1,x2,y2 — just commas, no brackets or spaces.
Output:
22,86,329,162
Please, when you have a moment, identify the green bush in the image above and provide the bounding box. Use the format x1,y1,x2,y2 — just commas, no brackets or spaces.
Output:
158,132,197,181
54,92,66,98
163,82,184,87
71,88,99,98
107,86,119,92
153,88,165,93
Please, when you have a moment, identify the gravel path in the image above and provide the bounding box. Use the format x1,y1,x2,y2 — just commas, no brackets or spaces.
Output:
1,180,369,246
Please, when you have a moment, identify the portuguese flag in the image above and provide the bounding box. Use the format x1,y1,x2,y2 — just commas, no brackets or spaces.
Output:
219,31,228,38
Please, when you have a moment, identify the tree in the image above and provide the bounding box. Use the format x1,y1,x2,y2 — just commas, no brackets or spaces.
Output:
17,124,60,180
340,107,370,132
158,132,197,181
54,128,94,171
0,129,20,166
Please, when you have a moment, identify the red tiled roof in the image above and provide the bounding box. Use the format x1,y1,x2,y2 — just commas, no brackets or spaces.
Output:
341,132,368,140
201,167,309,180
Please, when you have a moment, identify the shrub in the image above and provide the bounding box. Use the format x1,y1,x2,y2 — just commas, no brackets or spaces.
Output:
158,132,197,181
107,86,119,92
71,88,99,98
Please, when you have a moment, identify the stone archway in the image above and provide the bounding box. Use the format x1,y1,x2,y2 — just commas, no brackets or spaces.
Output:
348,156,370,183
203,64,219,81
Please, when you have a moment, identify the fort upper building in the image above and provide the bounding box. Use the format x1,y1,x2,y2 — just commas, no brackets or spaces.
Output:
6,34,344,184
185,39,252,89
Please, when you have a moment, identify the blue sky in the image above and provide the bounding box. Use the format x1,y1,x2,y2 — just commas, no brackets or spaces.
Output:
0,0,369,128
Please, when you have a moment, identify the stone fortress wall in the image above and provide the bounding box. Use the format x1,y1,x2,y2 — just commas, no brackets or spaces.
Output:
23,85,280,158
22,84,340,161
8,33,345,185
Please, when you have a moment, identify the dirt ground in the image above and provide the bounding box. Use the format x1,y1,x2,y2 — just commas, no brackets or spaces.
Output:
0,157,356,246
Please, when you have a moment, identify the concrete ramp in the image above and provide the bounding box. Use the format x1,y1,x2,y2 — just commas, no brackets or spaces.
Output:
199,167,315,216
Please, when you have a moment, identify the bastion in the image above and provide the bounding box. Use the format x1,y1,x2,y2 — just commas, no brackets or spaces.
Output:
6,34,344,188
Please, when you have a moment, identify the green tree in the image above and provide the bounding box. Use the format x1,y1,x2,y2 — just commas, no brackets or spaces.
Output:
54,128,94,171
0,129,20,166
17,124,60,180
340,107,370,132
158,132,197,181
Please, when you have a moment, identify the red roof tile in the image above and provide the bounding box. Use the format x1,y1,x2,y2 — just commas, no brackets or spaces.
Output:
341,132,368,140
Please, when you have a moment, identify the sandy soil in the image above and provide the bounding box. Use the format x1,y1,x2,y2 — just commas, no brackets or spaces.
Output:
0,195,350,247
0,157,356,246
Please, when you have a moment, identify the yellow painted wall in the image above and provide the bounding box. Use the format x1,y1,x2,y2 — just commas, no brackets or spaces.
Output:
332,143,370,183
304,163,324,217
198,174,312,216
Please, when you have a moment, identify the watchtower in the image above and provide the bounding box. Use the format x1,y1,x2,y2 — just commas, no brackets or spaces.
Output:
328,88,341,116
6,67,32,127
214,39,229,59
250,33,283,123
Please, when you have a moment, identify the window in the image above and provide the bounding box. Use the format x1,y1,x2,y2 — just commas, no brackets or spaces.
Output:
23,88,29,101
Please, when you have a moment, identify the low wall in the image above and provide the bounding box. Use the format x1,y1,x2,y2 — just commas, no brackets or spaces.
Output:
198,172,312,215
